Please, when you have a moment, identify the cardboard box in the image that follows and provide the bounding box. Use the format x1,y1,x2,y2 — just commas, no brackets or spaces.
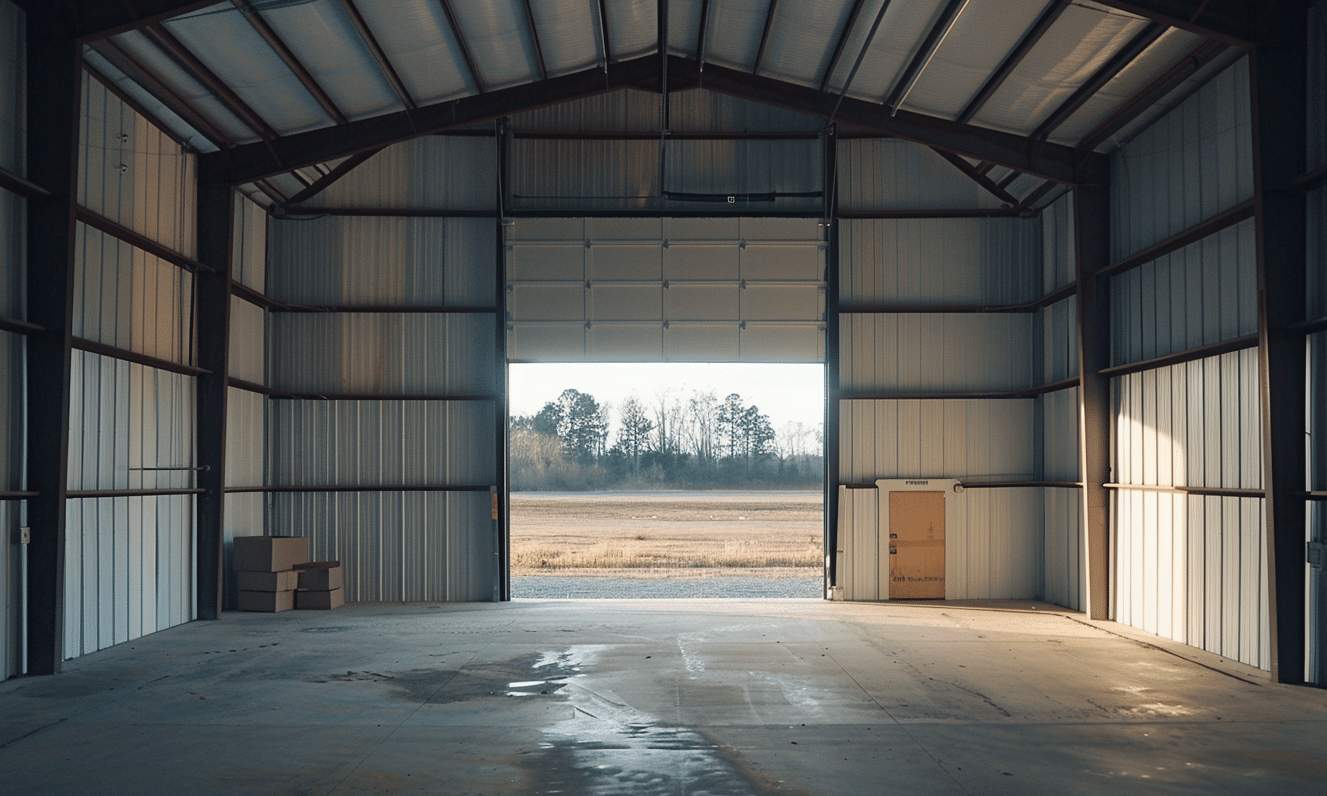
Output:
233,536,308,573
296,588,344,610
237,589,295,613
237,570,298,592
294,561,343,591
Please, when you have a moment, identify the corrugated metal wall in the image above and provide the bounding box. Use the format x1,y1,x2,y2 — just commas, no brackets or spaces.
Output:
300,136,496,210
1106,56,1269,670
61,72,198,658
838,140,1004,211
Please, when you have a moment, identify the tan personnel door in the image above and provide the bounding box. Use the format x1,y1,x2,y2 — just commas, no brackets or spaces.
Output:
888,491,945,599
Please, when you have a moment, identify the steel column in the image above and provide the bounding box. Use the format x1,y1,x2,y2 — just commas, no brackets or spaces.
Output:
496,120,511,601
824,127,840,597
24,8,81,676
195,182,235,619
1073,165,1112,621
1251,4,1309,685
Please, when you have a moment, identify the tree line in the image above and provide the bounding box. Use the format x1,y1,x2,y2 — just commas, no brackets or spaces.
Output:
511,388,823,491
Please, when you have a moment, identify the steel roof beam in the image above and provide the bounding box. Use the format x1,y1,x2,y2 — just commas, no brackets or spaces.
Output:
956,0,1067,125
1030,23,1166,141
884,0,970,114
438,0,485,94
596,0,613,65
200,55,660,185
141,22,277,141
695,0,711,65
820,0,869,92
521,0,548,82
1087,0,1254,49
754,0,779,72
339,0,417,110
231,0,349,126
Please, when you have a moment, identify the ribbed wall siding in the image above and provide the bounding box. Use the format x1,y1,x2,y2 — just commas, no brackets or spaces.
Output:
1042,297,1079,383
838,139,1003,211
835,486,881,601
303,136,497,210
231,194,266,293
511,87,823,134
225,387,264,488
63,495,194,659
1114,492,1270,670
269,491,494,602
268,400,495,487
1043,488,1083,611
947,487,1041,600
268,314,495,395
839,399,1035,483
0,500,19,678
67,351,197,492
1041,386,1080,482
839,218,1042,307
840,314,1035,393
73,223,194,365
1041,193,1075,293
1311,331,1327,684
1113,350,1262,490
1110,57,1253,261
0,187,23,318
0,0,21,176
79,74,197,257
1110,219,1257,366
228,297,265,385
0,330,19,491
267,216,495,307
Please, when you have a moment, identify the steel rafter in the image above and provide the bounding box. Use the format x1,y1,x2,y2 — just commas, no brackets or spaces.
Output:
439,0,485,93
695,0,711,65
596,0,613,65
231,0,348,125
957,0,1067,125
884,0,970,114
1030,23,1166,141
521,0,548,82
283,148,383,207
339,0,417,109
754,0,779,72
930,148,1018,207
820,0,869,92
142,22,277,141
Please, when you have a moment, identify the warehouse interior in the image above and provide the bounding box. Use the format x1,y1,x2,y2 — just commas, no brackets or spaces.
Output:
0,0,1325,708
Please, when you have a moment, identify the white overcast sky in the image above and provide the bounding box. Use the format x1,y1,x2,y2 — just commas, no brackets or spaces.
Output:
508,363,825,431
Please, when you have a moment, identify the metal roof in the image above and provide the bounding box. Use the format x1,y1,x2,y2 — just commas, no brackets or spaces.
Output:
68,0,1254,209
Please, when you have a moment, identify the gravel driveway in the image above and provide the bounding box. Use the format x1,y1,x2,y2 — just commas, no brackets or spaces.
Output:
512,575,823,599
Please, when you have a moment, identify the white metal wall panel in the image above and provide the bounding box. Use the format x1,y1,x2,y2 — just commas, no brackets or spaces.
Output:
225,387,264,489
268,314,494,394
268,400,494,488
1041,193,1074,292
0,0,22,177
1110,57,1253,261
839,218,1041,307
62,494,194,659
1042,297,1079,383
0,187,23,318
0,329,19,492
228,297,265,385
1113,350,1262,490
67,351,197,492
268,490,493,602
73,223,194,366
946,487,1041,600
268,216,494,306
1043,487,1083,611
839,399,1036,483
1114,492,1269,670
79,74,197,257
231,194,266,293
1041,386,1080,482
1110,219,1256,366
1,499,19,678
840,314,1035,393
304,136,497,210
835,486,880,602
838,139,1003,210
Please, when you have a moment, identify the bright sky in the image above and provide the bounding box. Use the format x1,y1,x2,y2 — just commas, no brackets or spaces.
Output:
509,363,825,433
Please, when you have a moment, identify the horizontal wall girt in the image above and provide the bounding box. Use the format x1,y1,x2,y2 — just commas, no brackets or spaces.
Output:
1100,199,1256,278
72,337,208,377
1099,334,1260,378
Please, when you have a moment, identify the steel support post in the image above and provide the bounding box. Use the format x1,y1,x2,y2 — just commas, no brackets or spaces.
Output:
823,127,840,597
1073,164,1112,621
495,120,511,602
24,8,82,675
1251,4,1308,684
195,183,235,619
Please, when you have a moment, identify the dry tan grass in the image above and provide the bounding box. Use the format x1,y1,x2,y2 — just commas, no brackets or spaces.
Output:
510,491,823,578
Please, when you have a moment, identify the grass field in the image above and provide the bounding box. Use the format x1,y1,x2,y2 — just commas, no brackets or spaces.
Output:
510,491,823,579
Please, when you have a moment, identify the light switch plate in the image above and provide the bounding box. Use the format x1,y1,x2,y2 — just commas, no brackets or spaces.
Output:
14,526,30,545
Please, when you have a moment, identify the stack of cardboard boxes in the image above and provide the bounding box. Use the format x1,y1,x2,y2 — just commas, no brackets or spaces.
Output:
234,536,343,611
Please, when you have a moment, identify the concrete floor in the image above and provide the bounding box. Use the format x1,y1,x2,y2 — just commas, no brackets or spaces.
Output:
2,599,1325,795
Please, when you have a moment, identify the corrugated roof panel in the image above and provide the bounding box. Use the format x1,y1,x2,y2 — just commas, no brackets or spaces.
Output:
530,0,604,76
606,0,658,61
99,32,254,145
833,0,943,102
1049,28,1205,146
704,0,773,72
898,0,1055,119
354,0,473,102
668,0,702,56
161,5,334,134
974,2,1150,138
256,0,404,120
450,0,541,91
758,0,855,89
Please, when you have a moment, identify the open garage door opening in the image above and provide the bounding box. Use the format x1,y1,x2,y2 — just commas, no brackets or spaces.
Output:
507,362,825,598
